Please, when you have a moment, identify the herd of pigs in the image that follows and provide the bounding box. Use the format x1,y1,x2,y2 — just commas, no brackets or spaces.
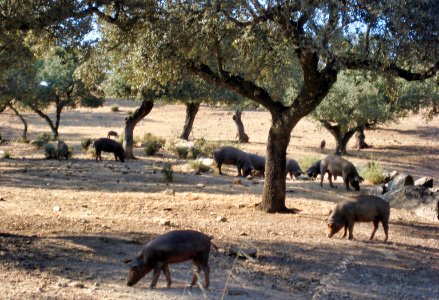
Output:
68,136,390,289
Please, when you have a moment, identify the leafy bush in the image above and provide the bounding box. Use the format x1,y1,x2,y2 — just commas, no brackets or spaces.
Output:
297,155,321,172
37,132,52,142
80,138,93,150
2,151,11,159
110,105,119,112
161,163,173,182
175,146,190,158
169,138,220,160
44,143,58,159
87,147,97,158
193,138,219,157
15,137,29,144
142,133,165,156
188,160,211,173
360,159,385,185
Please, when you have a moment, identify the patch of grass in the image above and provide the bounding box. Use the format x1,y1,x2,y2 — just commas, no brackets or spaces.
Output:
142,133,165,156
168,138,220,160
127,110,133,116
116,133,124,145
297,154,321,172
15,137,29,144
87,147,97,158
360,159,385,185
175,146,190,159
161,163,173,182
37,132,53,142
2,151,11,159
110,105,119,112
188,160,211,173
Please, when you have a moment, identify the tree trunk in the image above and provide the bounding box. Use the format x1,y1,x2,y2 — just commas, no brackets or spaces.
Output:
123,99,154,159
180,102,200,140
258,114,294,213
31,107,57,139
355,125,370,149
232,109,249,143
320,121,356,156
8,104,28,141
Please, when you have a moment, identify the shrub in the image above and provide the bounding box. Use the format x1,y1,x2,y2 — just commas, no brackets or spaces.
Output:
142,133,165,156
117,133,124,145
37,132,52,142
127,110,133,116
68,146,74,158
110,105,119,112
175,146,189,159
44,143,58,159
161,163,173,182
188,160,211,173
80,138,93,150
297,154,321,172
360,159,385,185
15,137,29,144
87,147,97,158
193,138,219,157
2,151,10,159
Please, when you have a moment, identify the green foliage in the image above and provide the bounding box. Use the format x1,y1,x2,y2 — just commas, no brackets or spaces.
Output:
297,155,321,172
15,137,29,144
2,151,11,159
161,163,173,183
142,133,165,156
188,160,211,173
175,146,189,159
37,132,53,142
360,160,385,185
110,105,119,112
44,143,58,159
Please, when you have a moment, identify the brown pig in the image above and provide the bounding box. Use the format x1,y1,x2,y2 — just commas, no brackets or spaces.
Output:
327,195,390,242
320,155,364,191
123,230,216,289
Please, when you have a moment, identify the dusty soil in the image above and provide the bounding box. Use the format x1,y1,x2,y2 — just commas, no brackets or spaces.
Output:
0,101,438,300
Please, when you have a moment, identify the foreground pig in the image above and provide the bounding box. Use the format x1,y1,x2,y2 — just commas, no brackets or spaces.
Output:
248,153,265,177
320,155,364,190
93,138,125,162
306,160,321,180
327,195,390,242
213,146,254,177
124,230,216,288
57,140,69,160
286,159,303,180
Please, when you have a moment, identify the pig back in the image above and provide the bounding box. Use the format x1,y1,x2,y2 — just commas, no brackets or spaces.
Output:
145,230,212,254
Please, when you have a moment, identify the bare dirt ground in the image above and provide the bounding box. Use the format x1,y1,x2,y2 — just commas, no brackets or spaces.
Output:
1,101,438,300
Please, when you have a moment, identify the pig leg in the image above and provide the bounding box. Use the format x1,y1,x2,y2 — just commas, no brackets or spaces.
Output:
382,220,389,242
369,220,379,240
114,153,118,161
320,172,325,187
162,264,172,288
347,221,354,240
217,163,223,175
342,225,347,238
328,172,336,189
201,263,210,289
343,176,351,191
236,166,242,177
190,262,201,287
150,263,163,288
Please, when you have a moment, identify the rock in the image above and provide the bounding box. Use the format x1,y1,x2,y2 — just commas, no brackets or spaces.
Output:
226,244,257,259
386,173,414,192
369,184,387,196
53,206,61,212
415,177,433,188
72,282,85,288
236,204,245,208
216,216,227,222
163,188,175,195
383,171,399,183
159,219,171,226
196,183,205,188
0,197,5,201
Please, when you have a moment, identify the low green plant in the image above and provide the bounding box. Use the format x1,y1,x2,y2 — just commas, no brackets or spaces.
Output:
44,143,58,159
127,110,133,116
161,163,173,182
117,133,124,145
175,146,189,159
297,155,321,172
142,133,165,156
88,147,97,158
110,105,119,112
2,151,11,159
15,137,29,144
360,159,385,185
37,132,52,142
188,160,211,173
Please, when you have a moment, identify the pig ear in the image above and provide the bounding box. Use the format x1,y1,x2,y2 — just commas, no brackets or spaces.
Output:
359,176,364,183
125,257,146,268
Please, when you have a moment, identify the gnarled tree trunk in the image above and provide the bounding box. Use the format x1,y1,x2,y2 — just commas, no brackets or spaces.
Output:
8,104,28,141
232,109,249,143
31,107,58,139
355,125,370,149
180,102,200,140
320,121,356,156
123,99,154,159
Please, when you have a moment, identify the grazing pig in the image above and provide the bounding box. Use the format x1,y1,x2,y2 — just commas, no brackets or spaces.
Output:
57,140,69,160
320,156,364,191
327,195,390,242
93,138,125,162
248,153,265,177
107,130,119,139
123,230,216,289
306,160,321,180
286,159,303,180
213,146,254,177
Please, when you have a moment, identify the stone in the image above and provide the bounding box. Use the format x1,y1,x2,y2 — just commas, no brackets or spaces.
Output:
386,173,414,192
163,189,175,195
159,219,171,226
53,206,61,212
415,177,433,188
216,216,227,222
196,183,205,188
226,245,257,259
